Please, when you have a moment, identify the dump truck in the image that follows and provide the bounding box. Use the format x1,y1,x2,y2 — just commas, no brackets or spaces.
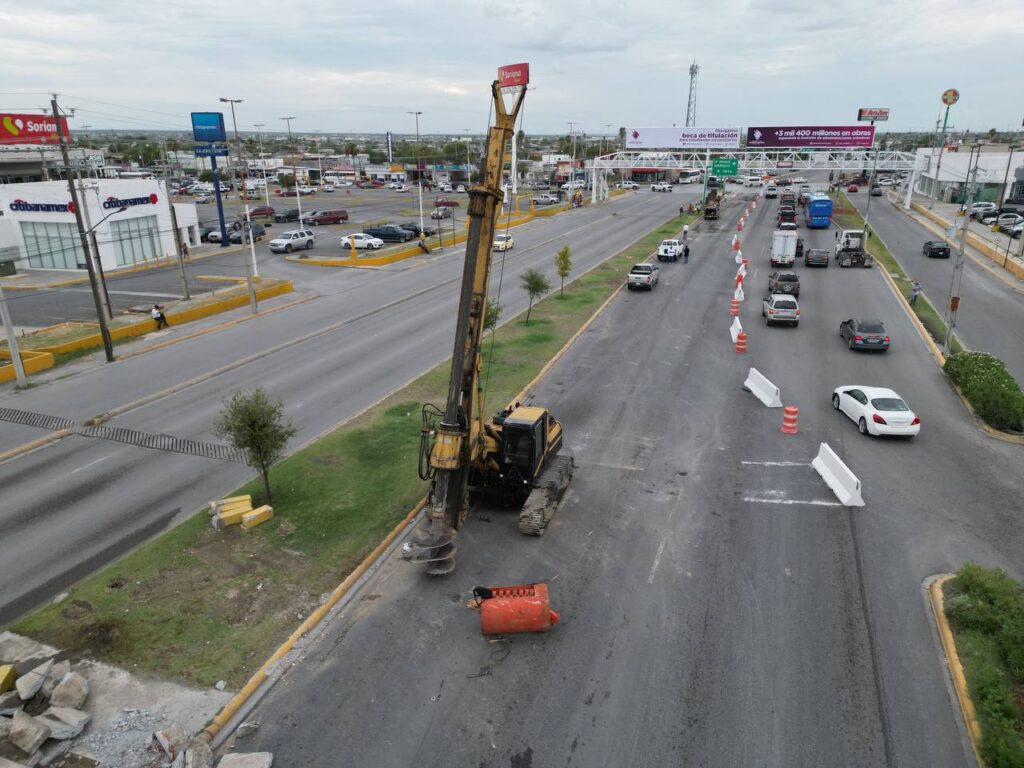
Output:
704,189,721,219
835,229,874,268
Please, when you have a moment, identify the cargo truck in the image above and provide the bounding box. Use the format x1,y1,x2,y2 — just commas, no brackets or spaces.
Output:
770,230,798,267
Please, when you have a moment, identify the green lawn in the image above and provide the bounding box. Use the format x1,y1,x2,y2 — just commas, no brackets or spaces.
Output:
13,213,694,688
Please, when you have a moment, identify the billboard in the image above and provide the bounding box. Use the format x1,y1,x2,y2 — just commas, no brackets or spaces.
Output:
746,126,875,149
625,127,741,149
0,113,70,145
191,112,227,144
386,131,394,163
857,108,890,122
497,62,530,89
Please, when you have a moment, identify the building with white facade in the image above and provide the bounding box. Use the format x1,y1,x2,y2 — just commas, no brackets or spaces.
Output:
0,179,198,273
914,147,1024,204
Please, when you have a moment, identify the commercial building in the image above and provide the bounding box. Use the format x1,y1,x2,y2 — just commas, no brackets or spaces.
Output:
913,147,1024,204
0,179,198,273
0,146,105,184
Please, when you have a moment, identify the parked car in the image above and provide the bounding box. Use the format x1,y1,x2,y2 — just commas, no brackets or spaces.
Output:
274,208,302,223
805,247,830,267
839,319,890,352
339,233,384,250
832,385,919,437
194,194,211,204
364,224,415,242
1004,222,1024,239
268,229,315,253
229,223,266,244
847,184,860,193
922,241,951,258
394,184,410,193
198,225,217,242
767,271,800,298
304,209,350,226
533,194,560,205
434,197,460,208
456,185,466,193
970,202,998,220
397,222,436,238
651,182,673,192
430,207,453,219
438,183,453,193
249,205,275,220
493,234,514,251
626,263,659,290
878,178,894,186
761,294,800,326
296,185,317,195
991,213,1024,229
321,183,335,192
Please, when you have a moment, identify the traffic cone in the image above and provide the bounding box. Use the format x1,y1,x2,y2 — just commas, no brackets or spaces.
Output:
733,237,741,251
734,331,748,353
742,255,749,268
752,199,757,210
735,249,743,264
735,272,744,285
737,220,744,232
730,298,740,316
781,406,799,434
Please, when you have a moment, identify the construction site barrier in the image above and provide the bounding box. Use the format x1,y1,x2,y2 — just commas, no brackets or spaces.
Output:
742,367,782,408
811,442,864,506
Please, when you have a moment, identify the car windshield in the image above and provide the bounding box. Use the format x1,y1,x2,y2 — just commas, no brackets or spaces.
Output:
631,266,652,274
872,398,909,412
775,299,797,309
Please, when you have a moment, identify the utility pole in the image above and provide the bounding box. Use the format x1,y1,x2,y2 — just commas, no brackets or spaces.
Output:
280,116,301,222
52,94,115,363
75,177,113,320
862,139,882,233
0,283,28,387
253,124,272,208
408,111,425,237
943,144,980,354
567,121,576,197
222,98,259,280
167,196,191,301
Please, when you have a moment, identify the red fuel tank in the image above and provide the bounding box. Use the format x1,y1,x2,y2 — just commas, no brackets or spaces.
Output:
478,583,559,636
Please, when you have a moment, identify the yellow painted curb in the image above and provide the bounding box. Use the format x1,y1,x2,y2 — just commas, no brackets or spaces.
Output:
0,429,72,465
201,497,426,742
0,349,56,383
928,576,984,766
910,203,1024,283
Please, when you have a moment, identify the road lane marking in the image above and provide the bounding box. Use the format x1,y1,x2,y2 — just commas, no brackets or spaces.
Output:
743,497,841,507
740,460,810,466
648,538,667,584
71,455,110,474
65,289,183,299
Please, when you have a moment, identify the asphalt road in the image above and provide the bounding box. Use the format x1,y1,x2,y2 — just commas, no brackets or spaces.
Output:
239,194,1021,766
0,188,698,624
849,190,1024,382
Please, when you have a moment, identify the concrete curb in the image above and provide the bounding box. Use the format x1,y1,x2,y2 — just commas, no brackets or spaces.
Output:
0,429,72,466
926,575,983,767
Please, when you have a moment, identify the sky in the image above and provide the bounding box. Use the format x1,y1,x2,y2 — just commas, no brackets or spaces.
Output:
1,0,1022,139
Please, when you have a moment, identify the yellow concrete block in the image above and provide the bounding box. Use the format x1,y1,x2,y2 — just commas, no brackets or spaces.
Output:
214,505,252,529
208,495,252,514
0,664,15,693
241,505,274,529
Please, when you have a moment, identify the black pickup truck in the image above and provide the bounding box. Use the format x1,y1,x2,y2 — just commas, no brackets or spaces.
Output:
364,224,415,242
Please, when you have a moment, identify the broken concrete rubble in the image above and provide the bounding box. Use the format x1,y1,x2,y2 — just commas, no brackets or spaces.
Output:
38,663,69,700
34,707,90,741
9,711,49,756
49,673,89,710
14,661,52,702
216,754,273,768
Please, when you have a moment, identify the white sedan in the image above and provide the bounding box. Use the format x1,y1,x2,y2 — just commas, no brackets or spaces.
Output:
493,234,514,251
832,385,920,437
339,233,384,250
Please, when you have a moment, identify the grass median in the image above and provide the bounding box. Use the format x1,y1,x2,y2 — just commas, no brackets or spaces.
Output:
12,213,694,688
835,192,963,354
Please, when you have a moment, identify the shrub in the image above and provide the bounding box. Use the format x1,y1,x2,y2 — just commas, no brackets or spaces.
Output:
944,351,1024,432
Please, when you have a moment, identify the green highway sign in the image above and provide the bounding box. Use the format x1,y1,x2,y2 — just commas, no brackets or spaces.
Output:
711,158,738,176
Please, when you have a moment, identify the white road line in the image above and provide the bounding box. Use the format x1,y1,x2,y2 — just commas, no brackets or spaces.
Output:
71,455,110,475
740,461,811,466
743,497,841,507
648,538,667,584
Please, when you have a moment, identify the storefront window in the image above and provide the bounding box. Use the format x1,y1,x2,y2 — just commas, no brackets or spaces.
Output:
111,215,160,267
20,221,85,270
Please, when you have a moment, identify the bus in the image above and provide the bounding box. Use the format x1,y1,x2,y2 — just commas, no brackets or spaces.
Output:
805,193,833,228
677,169,703,184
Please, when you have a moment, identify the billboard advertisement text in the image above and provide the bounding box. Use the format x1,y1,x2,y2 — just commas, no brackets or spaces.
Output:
626,127,741,149
0,113,70,145
191,112,227,144
746,126,875,148
497,62,530,89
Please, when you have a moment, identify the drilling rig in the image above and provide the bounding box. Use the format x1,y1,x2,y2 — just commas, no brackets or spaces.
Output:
403,76,574,576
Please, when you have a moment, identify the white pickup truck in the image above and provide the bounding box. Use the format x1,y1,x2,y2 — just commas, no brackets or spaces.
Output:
627,263,660,290
657,239,681,262
651,182,673,192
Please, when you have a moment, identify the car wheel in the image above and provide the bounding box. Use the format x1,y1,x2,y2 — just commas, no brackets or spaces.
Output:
832,394,840,410
848,337,855,349
285,244,292,253
764,316,770,325
858,417,869,436
306,240,313,249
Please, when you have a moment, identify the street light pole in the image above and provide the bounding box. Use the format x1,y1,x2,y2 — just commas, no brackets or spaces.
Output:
280,116,301,222
221,98,259,282
463,129,472,186
998,146,1019,210
567,122,577,202
52,94,115,362
930,103,953,209
408,111,425,237
253,123,271,208
943,144,981,354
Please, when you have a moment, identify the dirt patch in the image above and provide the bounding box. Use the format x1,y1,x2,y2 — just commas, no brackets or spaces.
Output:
62,600,95,620
276,519,297,537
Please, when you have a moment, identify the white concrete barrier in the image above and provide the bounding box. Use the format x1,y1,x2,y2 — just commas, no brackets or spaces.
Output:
742,367,782,408
735,249,743,264
730,317,743,344
812,442,865,507
734,285,745,301
737,263,747,279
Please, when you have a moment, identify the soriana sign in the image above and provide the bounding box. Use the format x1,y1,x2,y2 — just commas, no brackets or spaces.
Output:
0,113,70,145
746,126,875,149
626,127,741,149
497,62,530,88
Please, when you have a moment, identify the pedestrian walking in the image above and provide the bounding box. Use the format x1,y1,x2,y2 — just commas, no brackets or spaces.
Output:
683,244,690,264
909,279,922,307
682,223,689,241
151,304,169,329
181,241,189,260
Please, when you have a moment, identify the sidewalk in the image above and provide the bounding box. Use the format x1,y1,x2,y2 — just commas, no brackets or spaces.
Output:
896,193,1024,282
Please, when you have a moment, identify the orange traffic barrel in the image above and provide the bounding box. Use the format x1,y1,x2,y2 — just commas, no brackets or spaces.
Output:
735,331,748,353
781,406,799,434
478,583,559,636
737,220,744,232
733,237,741,251
730,299,740,316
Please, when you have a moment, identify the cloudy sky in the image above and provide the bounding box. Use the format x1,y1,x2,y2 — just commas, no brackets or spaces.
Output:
2,0,1022,138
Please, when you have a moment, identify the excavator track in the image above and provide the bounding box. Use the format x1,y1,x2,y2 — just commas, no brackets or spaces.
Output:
518,452,575,536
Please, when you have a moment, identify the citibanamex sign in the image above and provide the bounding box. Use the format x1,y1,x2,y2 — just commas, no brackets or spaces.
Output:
9,199,73,213
102,193,158,210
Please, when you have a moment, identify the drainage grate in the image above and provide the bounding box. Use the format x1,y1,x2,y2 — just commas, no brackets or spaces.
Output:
77,424,248,463
0,407,77,433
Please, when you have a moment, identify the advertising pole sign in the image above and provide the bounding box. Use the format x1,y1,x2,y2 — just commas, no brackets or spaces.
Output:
857,108,890,122
626,127,741,150
0,113,70,145
386,131,394,163
190,112,227,144
497,62,530,89
746,126,875,149
942,89,960,106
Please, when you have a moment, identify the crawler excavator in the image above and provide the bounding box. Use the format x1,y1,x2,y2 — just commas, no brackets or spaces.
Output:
402,76,574,576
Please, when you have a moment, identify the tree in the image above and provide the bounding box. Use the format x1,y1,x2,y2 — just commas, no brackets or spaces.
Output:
520,268,550,325
988,128,998,140
214,388,297,504
278,173,296,190
483,298,502,333
344,142,359,157
198,170,214,183
554,245,572,297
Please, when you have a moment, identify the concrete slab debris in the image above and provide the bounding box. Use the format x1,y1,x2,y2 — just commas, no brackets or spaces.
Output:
15,661,53,702
49,673,89,710
216,754,273,768
9,711,50,756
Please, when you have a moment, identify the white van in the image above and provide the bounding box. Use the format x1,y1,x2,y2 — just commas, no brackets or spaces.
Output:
744,176,763,187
